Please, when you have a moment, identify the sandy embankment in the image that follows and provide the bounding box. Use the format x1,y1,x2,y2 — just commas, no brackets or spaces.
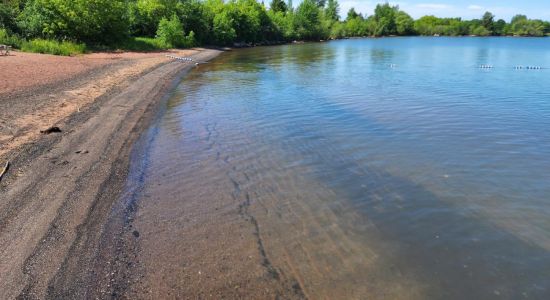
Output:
0,48,221,298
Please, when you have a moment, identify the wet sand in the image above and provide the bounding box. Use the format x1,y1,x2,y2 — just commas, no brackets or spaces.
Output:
0,48,222,298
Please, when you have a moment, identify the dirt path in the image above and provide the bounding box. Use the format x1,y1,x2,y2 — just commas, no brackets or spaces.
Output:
0,49,222,298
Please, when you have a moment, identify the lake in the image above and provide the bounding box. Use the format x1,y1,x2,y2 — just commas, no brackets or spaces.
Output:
124,37,550,299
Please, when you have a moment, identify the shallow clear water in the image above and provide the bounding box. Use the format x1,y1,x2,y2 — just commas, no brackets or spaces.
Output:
132,37,550,298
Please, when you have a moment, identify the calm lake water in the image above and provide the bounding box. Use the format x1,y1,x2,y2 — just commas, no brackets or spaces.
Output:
128,38,550,299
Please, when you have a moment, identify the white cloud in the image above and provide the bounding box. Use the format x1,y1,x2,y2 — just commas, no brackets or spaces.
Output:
415,3,451,10
467,5,483,11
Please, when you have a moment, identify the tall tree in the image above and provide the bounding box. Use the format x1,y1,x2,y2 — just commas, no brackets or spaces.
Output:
482,11,495,33
346,7,359,21
373,3,397,36
395,10,413,35
294,0,321,39
286,0,293,12
270,0,287,13
324,0,339,21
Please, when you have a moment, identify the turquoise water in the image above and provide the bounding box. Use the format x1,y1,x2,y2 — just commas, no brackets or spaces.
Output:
131,38,550,298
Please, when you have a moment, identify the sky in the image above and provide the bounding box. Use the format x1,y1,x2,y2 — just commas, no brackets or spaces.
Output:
293,0,550,21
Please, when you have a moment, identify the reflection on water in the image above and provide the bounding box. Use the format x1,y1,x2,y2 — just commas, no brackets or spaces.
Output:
129,38,550,299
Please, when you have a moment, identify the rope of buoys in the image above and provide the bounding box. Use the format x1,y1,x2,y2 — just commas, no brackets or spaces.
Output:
514,66,543,70
165,54,207,65
165,54,194,62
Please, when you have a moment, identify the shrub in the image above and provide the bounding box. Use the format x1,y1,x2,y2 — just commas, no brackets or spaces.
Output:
21,39,86,56
156,14,196,48
18,0,129,45
0,3,18,32
0,28,23,48
113,36,170,51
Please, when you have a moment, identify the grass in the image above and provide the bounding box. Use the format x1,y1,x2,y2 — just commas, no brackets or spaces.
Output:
106,37,170,52
0,28,23,48
20,39,86,56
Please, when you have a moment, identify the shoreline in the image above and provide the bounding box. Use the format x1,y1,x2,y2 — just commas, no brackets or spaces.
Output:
0,48,222,298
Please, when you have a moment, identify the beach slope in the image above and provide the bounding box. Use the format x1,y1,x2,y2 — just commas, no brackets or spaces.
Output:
0,48,221,298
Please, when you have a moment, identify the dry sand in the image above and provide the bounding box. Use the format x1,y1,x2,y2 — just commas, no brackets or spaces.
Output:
0,48,222,298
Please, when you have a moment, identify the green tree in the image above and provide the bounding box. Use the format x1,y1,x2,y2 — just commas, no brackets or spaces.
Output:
481,11,494,33
395,10,414,35
176,0,210,44
270,0,287,13
509,14,545,36
294,0,321,39
19,0,129,44
0,2,19,33
493,19,506,35
212,10,236,45
314,0,326,8
324,0,339,22
156,14,195,48
346,8,359,21
372,3,397,36
129,0,179,37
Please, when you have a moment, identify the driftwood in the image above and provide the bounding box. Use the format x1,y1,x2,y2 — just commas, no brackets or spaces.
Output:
40,126,62,134
0,45,11,56
0,161,9,182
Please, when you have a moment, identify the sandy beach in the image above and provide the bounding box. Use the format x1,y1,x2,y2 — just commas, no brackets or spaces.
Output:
0,48,222,298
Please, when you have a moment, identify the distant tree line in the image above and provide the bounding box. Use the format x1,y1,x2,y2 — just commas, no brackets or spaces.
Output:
1,0,549,50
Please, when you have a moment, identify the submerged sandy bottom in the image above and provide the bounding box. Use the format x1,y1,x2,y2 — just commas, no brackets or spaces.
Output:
119,39,550,299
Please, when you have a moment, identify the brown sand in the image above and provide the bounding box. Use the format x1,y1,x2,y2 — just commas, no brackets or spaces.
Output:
0,49,198,161
0,48,222,298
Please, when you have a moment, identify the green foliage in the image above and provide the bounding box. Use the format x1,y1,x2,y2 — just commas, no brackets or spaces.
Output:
19,0,129,44
0,28,23,47
268,10,295,40
212,9,237,45
346,8,359,21
372,3,397,36
270,0,287,13
21,38,86,56
177,0,210,44
395,11,414,35
508,14,546,36
156,14,195,48
106,36,169,52
482,11,495,33
129,0,179,37
294,0,321,40
0,2,19,32
345,16,367,36
471,25,491,36
329,21,345,39
0,0,548,56
325,0,339,22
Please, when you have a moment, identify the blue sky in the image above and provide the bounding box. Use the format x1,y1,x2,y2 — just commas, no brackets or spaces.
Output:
292,1,550,21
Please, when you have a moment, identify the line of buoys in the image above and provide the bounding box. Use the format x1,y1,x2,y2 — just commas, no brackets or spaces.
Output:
515,66,542,70
479,64,493,69
165,54,194,62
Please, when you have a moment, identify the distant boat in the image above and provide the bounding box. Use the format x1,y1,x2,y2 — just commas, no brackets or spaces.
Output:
434,34,440,37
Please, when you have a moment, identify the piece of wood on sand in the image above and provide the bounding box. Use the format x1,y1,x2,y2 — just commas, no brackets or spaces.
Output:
0,161,9,182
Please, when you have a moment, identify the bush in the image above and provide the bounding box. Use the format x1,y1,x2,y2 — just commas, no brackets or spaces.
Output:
21,39,86,56
0,3,18,32
18,0,129,45
0,28,23,48
156,15,196,48
111,36,170,51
